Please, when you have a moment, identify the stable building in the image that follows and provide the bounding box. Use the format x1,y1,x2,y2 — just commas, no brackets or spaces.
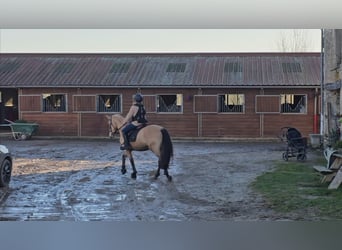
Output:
0,52,321,139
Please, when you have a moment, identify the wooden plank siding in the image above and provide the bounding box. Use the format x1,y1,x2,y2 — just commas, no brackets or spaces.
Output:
21,113,79,136
19,95,41,112
255,95,280,113
16,86,317,139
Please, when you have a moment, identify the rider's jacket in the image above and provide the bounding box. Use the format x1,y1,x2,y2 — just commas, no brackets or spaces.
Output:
132,103,147,124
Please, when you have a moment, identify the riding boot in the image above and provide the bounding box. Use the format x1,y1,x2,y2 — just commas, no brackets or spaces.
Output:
120,133,131,150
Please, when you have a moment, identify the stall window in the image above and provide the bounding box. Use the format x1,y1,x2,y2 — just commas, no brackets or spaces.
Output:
280,94,306,113
218,94,244,113
157,94,183,113
42,94,66,112
97,95,121,113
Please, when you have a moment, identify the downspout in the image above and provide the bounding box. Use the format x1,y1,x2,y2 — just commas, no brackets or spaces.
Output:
320,29,325,136
18,88,22,120
197,88,202,137
77,88,82,137
314,88,318,134
259,88,264,137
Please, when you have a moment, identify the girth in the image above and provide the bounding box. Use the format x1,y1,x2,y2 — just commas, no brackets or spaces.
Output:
127,124,147,142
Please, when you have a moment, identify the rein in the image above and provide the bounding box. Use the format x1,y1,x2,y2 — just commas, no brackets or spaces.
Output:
108,115,126,135
117,122,127,130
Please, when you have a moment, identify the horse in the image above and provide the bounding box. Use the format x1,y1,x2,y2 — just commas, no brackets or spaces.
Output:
106,114,173,181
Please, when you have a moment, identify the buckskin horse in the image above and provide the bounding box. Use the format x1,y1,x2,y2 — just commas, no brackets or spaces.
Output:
107,114,173,181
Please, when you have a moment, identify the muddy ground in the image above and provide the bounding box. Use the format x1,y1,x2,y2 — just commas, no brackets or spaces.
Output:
0,137,322,221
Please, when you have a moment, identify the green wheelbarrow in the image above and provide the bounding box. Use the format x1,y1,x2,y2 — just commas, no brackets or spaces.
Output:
4,119,39,140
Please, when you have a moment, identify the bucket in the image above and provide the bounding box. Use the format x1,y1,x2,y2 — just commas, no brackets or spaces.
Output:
309,134,322,148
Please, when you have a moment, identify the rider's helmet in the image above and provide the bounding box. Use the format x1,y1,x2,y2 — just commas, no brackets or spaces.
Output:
134,93,143,103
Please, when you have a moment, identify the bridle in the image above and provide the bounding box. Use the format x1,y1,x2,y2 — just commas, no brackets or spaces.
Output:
108,117,118,136
108,115,126,136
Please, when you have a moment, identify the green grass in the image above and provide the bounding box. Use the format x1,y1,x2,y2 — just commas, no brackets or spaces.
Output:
251,157,342,219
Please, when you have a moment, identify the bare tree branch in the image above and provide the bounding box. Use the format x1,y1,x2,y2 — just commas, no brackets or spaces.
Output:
277,29,312,52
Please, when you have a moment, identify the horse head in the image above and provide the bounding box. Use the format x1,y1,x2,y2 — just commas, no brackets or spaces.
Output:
106,114,125,137
106,115,117,137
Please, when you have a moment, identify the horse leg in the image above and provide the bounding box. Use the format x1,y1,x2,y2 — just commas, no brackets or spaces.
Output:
121,154,127,175
154,167,160,180
154,167,172,182
127,151,137,179
155,160,172,181
164,169,172,182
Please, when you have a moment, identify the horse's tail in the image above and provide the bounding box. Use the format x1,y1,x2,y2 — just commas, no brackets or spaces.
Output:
159,128,173,169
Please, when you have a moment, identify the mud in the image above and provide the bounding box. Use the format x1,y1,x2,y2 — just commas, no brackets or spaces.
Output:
0,137,322,221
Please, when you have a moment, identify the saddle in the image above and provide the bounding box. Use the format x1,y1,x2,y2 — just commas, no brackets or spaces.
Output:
127,124,147,142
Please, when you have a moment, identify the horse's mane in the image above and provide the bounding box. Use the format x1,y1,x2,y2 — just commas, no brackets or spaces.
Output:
112,114,124,125
113,114,124,119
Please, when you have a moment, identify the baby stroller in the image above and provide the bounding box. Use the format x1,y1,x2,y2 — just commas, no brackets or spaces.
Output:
280,127,307,161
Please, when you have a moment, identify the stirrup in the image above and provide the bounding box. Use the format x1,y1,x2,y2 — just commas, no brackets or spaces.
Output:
120,144,131,150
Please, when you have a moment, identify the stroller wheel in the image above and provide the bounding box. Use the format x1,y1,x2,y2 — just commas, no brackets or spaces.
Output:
282,152,289,161
297,154,306,161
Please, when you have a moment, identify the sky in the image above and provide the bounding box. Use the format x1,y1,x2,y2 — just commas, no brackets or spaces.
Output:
0,0,335,53
0,29,322,53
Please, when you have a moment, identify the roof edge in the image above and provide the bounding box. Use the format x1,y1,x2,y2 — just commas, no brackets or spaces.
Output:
0,52,322,57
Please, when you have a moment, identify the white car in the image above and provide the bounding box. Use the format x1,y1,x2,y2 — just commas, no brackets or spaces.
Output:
0,145,12,188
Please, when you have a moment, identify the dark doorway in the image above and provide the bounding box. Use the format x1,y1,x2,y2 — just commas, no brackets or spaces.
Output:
0,88,19,124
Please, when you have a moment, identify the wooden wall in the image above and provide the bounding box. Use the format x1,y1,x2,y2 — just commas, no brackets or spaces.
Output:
18,87,319,139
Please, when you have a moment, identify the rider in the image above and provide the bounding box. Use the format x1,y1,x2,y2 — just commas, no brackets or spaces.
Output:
120,93,148,150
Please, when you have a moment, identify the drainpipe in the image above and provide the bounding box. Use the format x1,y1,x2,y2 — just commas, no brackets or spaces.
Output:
314,88,318,134
320,29,325,136
197,88,202,137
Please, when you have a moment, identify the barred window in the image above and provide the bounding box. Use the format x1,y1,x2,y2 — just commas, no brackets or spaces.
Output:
97,95,121,113
42,94,67,112
218,94,244,113
157,94,183,113
281,94,306,113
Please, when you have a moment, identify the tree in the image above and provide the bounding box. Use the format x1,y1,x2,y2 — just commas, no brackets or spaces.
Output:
277,29,312,52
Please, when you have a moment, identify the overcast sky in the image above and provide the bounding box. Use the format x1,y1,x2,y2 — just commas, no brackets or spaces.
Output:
0,29,321,53
0,0,335,53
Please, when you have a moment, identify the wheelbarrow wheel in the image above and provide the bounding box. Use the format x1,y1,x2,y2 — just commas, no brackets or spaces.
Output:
282,152,289,161
13,132,22,141
0,158,12,187
20,133,28,140
13,132,29,140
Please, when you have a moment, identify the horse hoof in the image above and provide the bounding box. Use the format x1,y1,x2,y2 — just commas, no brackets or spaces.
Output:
131,172,137,179
167,176,172,182
121,169,127,175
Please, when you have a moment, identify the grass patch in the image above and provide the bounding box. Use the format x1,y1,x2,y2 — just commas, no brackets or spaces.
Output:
251,158,342,219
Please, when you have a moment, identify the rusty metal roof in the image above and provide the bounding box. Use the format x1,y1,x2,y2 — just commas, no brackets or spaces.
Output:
0,53,321,88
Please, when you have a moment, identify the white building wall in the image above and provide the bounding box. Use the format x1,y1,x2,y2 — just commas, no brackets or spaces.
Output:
324,29,342,145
